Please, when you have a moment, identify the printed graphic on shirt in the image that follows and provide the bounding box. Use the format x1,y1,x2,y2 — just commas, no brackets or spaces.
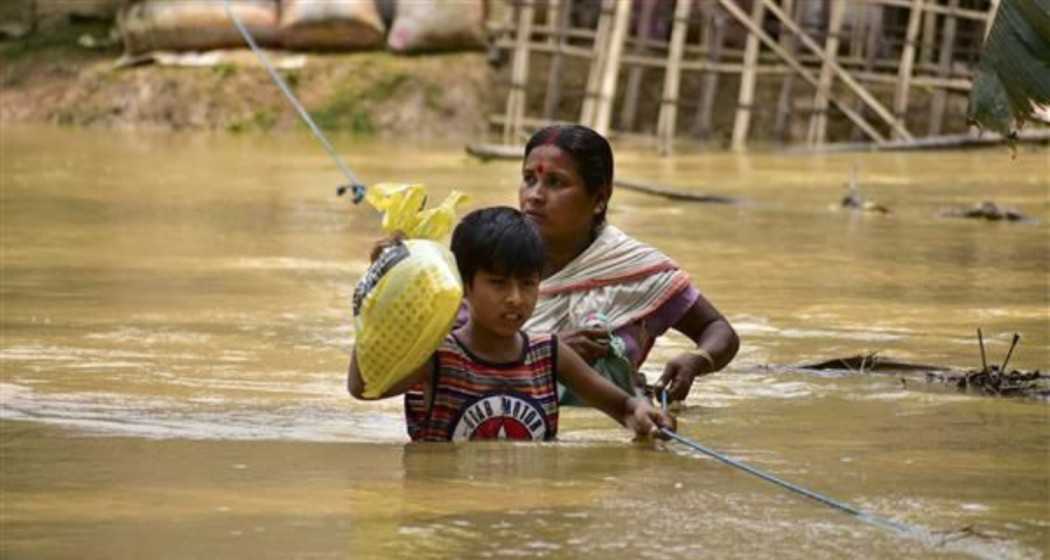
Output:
451,393,550,441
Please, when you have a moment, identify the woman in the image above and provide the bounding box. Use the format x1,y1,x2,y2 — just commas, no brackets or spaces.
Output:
519,124,738,403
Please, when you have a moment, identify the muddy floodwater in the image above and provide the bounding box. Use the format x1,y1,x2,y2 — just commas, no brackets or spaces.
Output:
1,126,1048,559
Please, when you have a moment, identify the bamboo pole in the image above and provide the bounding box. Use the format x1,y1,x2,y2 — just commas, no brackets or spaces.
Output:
773,0,798,142
752,0,913,141
985,0,1000,41
592,0,631,137
849,0,865,61
715,0,889,144
928,0,958,135
731,0,766,151
693,4,727,139
657,0,692,155
620,0,656,131
858,0,984,20
580,0,615,127
546,0,560,44
543,0,573,120
808,0,846,146
920,0,937,69
503,0,535,145
893,0,925,141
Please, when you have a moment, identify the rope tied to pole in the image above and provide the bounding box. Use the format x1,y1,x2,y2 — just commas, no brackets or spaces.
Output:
224,0,366,203
657,389,914,536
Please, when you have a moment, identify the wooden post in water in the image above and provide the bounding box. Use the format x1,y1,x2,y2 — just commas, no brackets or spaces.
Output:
807,0,845,147
620,0,656,132
731,0,766,151
893,0,925,141
592,0,630,137
657,0,692,155
543,0,573,121
503,0,535,145
773,0,798,143
580,0,615,128
928,0,958,136
693,4,727,140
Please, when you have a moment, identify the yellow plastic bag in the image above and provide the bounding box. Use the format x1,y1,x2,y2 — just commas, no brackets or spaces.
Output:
365,182,468,240
352,184,469,398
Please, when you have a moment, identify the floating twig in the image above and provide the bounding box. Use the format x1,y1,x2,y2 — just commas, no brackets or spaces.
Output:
977,328,988,373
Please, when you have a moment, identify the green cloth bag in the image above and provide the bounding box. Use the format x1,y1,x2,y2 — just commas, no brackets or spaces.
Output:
557,321,639,406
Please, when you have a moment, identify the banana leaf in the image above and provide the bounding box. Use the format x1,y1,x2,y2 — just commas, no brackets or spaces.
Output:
968,0,1050,136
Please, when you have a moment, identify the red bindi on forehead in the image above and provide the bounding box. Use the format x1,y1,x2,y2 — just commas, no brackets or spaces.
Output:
536,163,545,175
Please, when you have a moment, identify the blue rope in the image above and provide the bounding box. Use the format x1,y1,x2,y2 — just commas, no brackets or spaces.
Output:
657,391,911,535
223,0,366,203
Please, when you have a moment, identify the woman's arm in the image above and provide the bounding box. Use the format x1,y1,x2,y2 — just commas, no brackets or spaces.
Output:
348,349,432,400
557,340,675,436
657,293,739,402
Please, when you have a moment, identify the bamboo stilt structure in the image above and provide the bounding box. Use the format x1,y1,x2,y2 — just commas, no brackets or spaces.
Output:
731,0,766,151
773,0,798,143
580,0,615,127
542,0,572,120
620,0,656,131
928,0,959,136
656,0,692,155
716,0,887,143
807,0,846,147
503,0,535,145
693,5,727,139
753,0,913,141
485,0,1003,151
592,0,631,137
893,0,925,141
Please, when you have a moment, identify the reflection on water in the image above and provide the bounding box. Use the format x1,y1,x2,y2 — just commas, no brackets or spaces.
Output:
1,126,1048,558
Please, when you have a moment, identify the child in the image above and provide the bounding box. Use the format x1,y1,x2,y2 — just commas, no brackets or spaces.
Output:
348,206,675,442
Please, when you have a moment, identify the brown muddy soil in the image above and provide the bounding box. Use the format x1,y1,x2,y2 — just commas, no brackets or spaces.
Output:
1,22,492,141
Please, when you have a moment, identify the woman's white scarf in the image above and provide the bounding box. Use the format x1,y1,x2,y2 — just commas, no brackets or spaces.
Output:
525,225,690,334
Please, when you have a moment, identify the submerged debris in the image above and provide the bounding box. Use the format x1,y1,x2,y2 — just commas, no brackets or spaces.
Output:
927,367,1046,398
940,201,1028,222
936,330,1049,398
837,165,890,214
798,353,942,373
791,332,1048,400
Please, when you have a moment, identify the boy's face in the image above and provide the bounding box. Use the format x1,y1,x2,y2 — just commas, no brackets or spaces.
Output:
465,269,540,338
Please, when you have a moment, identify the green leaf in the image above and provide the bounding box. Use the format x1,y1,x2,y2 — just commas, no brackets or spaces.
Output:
968,0,1050,135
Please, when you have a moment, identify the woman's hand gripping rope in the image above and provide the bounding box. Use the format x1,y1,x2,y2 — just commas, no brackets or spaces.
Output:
656,348,715,403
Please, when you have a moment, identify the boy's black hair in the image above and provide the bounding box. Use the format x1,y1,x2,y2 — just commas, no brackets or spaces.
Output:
451,206,544,286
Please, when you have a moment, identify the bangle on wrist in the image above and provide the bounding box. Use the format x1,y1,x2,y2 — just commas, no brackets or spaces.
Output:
688,348,715,371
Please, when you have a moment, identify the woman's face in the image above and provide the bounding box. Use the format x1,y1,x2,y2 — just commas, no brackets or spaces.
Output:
519,144,604,247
